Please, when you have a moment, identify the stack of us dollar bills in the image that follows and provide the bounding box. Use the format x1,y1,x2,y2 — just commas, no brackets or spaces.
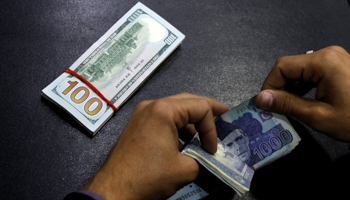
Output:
180,97,301,196
42,2,185,135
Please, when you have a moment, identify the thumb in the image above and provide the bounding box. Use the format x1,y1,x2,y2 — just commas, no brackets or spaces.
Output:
174,154,200,184
255,89,327,125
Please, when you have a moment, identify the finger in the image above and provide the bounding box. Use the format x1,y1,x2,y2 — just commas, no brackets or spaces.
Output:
133,100,154,113
167,93,204,99
262,46,350,92
167,93,229,116
174,153,200,184
171,98,224,154
255,89,332,128
327,45,350,57
261,53,324,91
260,46,350,92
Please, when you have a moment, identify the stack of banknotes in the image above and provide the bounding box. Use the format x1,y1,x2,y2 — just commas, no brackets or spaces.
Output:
42,2,185,135
181,97,301,196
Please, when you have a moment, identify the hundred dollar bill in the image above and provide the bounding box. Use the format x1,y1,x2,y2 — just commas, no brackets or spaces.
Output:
183,97,300,195
42,2,185,134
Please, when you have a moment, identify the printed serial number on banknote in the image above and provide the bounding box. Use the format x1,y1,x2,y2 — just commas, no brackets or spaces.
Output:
42,2,185,134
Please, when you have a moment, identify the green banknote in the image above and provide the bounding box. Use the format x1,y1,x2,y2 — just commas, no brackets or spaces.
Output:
42,2,185,134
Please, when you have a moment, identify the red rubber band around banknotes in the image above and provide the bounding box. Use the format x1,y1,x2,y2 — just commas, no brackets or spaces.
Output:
64,69,117,112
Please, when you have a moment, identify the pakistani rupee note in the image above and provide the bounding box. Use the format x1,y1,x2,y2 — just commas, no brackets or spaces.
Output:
167,183,208,200
42,2,185,135
183,97,301,196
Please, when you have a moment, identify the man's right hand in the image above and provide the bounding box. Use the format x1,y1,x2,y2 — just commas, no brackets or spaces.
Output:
255,46,350,142
82,93,229,200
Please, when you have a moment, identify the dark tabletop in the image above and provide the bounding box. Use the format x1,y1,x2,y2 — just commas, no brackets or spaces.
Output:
1,0,350,199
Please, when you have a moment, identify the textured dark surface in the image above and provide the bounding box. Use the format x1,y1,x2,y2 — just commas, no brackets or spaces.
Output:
1,0,350,199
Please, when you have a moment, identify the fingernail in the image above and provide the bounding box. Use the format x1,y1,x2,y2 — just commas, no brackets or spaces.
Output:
259,91,273,108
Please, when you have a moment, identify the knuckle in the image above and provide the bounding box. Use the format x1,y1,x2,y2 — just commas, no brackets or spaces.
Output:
317,46,345,67
148,99,174,120
195,98,212,114
322,47,340,61
135,100,150,111
274,56,288,69
198,97,211,106
325,45,345,53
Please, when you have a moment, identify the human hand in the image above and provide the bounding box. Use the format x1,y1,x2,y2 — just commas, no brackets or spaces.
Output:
255,46,350,142
82,93,229,200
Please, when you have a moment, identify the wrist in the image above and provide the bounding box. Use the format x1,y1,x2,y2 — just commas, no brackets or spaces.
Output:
82,166,136,200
